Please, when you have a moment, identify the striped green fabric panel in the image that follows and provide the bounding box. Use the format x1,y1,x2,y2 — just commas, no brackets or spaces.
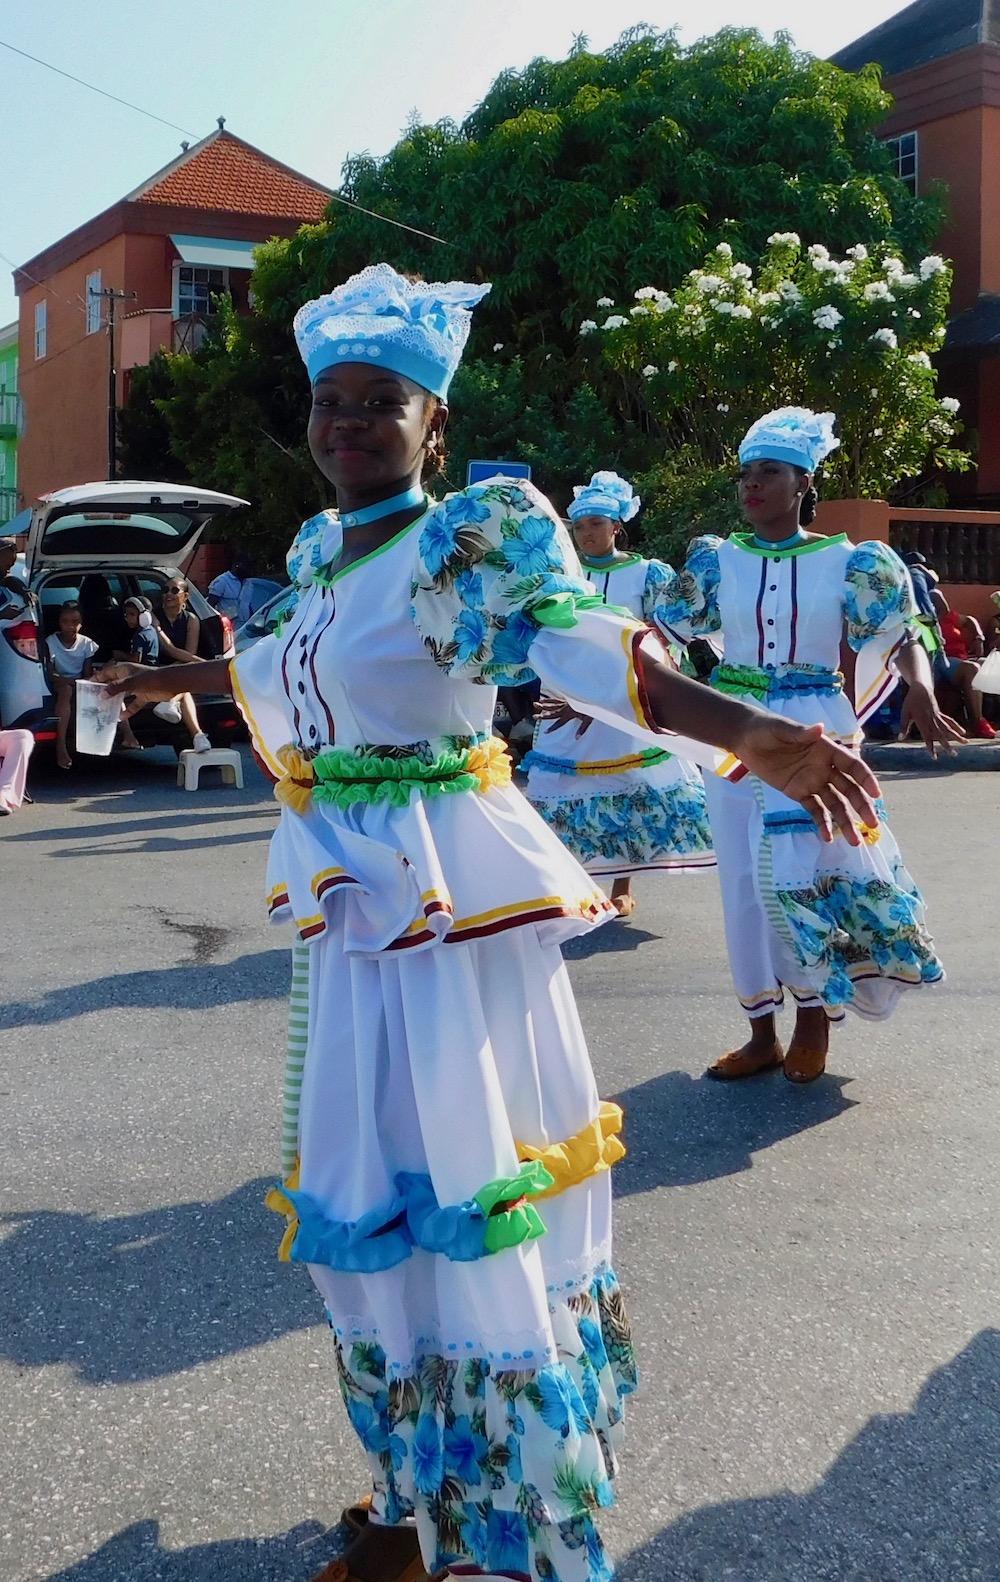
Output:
281,943,310,1175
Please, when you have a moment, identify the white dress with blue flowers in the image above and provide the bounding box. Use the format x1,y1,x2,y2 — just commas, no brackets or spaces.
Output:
651,532,943,1022
524,554,715,878
230,480,714,1582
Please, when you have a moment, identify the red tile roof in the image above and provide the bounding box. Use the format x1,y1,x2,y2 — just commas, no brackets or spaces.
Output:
130,130,330,221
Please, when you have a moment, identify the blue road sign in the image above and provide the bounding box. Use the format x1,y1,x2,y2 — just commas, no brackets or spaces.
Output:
466,459,532,485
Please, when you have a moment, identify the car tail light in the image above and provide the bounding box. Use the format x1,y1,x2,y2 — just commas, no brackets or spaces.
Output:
3,619,40,661
220,613,235,656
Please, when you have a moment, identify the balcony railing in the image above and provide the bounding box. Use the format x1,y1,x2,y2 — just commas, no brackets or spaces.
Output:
0,486,19,525
0,391,20,437
889,512,1000,584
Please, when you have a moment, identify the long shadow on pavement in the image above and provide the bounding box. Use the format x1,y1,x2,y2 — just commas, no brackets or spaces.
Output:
0,1178,321,1383
614,1068,856,1194
0,946,289,1027
563,925,662,959
617,1329,1000,1581
43,1518,344,1582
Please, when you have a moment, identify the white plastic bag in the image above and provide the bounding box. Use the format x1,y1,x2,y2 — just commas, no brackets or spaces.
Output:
972,649,1000,694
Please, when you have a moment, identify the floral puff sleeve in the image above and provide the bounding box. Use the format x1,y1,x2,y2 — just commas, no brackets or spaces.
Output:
844,540,919,724
286,509,340,590
645,535,724,644
410,481,723,769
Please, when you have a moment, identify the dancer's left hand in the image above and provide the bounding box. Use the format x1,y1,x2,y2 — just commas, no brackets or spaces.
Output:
733,716,881,845
898,682,964,759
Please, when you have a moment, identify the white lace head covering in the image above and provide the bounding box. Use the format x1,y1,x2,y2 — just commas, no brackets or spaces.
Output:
293,263,491,399
567,471,641,523
738,407,839,473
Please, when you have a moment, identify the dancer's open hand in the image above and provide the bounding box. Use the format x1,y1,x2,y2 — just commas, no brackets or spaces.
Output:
732,715,881,844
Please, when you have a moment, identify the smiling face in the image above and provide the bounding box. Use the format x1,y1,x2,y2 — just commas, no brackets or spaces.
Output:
571,513,619,559
306,362,446,506
738,458,810,532
164,577,188,616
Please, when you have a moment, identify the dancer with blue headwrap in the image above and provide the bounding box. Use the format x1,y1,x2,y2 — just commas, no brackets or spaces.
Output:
652,407,960,1085
525,470,714,919
100,286,885,1582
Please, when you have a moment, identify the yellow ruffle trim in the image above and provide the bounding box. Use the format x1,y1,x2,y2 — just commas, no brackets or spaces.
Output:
274,747,315,816
516,1101,625,1199
464,736,514,793
265,1158,301,1261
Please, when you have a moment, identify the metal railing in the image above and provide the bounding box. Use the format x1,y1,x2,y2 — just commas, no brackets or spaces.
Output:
0,486,19,525
889,515,1000,584
0,391,20,434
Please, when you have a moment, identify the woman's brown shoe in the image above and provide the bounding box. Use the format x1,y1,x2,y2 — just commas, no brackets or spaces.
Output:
309,1556,439,1582
340,1494,373,1534
783,1045,827,1084
705,1043,784,1080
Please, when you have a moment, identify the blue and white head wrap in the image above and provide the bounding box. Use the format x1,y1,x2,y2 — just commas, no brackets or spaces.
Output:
293,263,490,400
567,471,641,524
738,407,839,473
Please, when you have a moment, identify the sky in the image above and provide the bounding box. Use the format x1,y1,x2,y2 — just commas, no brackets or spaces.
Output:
1,0,910,331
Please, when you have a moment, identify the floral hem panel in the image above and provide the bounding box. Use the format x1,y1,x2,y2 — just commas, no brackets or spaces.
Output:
335,1267,635,1582
530,783,715,874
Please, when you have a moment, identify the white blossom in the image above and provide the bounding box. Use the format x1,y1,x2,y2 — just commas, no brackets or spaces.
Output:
907,351,932,368
846,243,869,261
940,396,960,413
807,243,830,261
778,280,802,302
684,303,701,316
909,309,922,319
882,256,905,279
630,304,649,316
813,305,843,330
767,231,800,246
579,319,598,335
695,273,726,294
667,360,678,372
731,303,753,319
634,286,660,299
920,255,947,279
730,261,753,280
827,340,839,350
596,296,615,308
870,387,879,397
493,342,504,351
602,314,627,330
864,281,894,302
870,328,898,349
713,300,736,315
898,273,919,288
717,403,730,412
758,291,780,305
641,364,658,378
715,241,733,257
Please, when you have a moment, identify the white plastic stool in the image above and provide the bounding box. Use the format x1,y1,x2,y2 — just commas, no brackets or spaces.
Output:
177,747,244,790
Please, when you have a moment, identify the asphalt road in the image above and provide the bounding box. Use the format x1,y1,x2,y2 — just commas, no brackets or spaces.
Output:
2,745,999,1582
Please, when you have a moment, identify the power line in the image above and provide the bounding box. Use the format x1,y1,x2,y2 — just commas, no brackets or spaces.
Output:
0,37,199,136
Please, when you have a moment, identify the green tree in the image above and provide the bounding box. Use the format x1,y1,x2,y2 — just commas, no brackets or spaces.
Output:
119,25,946,559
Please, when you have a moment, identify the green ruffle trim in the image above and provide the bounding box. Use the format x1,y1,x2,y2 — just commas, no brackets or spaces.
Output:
311,745,482,809
531,591,632,630
711,662,772,702
475,1159,554,1254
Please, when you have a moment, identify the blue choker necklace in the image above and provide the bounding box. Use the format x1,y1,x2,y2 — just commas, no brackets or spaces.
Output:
581,551,619,567
753,528,807,550
340,483,427,529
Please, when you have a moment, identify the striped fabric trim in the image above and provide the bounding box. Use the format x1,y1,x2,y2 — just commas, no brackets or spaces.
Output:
281,944,310,1176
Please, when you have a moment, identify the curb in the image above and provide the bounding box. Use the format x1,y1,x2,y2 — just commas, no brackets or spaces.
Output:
862,738,1000,773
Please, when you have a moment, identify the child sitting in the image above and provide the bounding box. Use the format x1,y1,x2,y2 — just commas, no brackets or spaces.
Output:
46,601,98,770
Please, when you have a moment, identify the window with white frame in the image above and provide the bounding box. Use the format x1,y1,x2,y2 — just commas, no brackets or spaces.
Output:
34,301,47,359
86,270,103,333
173,264,227,318
885,131,918,194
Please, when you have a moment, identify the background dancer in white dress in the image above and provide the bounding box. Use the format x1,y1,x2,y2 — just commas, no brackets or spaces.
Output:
525,471,714,919
100,280,883,1582
652,407,962,1086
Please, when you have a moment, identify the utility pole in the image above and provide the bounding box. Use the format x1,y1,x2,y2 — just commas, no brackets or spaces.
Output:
91,286,137,479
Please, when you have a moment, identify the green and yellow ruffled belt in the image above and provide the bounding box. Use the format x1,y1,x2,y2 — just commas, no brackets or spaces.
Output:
274,737,512,815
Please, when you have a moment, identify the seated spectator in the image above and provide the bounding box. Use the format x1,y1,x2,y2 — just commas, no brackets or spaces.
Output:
0,717,33,815
986,591,1000,654
933,591,995,739
151,576,211,752
207,557,253,623
0,535,28,620
46,601,99,770
116,596,158,752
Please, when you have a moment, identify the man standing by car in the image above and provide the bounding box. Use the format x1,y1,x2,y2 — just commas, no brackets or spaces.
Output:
0,535,28,619
207,556,252,623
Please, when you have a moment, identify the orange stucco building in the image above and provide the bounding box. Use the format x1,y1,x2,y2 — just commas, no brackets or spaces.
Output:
13,127,330,506
834,0,1000,507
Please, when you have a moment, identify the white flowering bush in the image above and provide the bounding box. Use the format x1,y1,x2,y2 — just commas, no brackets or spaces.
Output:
586,236,969,503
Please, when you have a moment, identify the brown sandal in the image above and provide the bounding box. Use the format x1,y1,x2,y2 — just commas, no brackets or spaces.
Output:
783,1045,827,1084
705,1043,784,1080
341,1493,373,1533
309,1556,438,1582
611,893,636,918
